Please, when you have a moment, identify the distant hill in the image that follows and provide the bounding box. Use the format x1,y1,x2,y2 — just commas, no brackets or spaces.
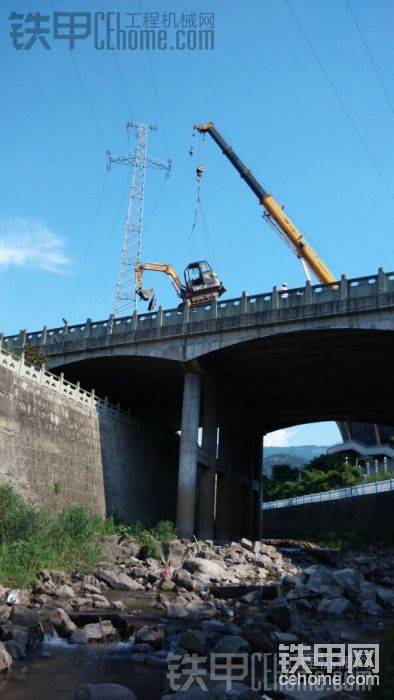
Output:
263,445,328,475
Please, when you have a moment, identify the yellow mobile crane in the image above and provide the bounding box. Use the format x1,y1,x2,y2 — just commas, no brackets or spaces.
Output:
194,122,337,285
135,260,226,308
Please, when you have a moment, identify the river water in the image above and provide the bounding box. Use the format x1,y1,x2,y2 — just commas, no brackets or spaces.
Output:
0,636,166,699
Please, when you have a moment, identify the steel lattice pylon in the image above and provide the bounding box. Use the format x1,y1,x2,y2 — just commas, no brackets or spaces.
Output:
108,123,171,316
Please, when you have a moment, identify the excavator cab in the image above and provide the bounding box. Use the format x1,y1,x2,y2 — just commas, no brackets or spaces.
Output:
183,260,226,304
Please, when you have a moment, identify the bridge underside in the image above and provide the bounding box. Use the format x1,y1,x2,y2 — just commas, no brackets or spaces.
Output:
53,328,394,539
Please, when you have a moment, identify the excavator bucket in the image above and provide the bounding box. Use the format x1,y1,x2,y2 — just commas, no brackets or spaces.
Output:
136,287,155,302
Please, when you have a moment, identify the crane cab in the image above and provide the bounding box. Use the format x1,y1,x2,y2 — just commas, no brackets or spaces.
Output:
183,260,226,305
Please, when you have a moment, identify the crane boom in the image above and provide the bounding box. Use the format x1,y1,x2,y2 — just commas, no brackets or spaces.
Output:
194,122,336,285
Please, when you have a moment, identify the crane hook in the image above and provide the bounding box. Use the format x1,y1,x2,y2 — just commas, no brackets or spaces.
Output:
196,164,205,179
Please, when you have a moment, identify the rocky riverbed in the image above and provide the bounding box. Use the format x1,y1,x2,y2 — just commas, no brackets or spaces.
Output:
0,536,393,698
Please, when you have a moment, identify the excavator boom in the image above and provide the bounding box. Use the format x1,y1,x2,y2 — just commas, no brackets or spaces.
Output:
195,122,336,285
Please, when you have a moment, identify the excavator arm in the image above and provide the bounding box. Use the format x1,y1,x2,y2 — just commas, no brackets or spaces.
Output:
135,262,184,299
194,122,336,285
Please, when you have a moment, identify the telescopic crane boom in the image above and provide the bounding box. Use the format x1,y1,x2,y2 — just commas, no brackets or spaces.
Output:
194,122,336,285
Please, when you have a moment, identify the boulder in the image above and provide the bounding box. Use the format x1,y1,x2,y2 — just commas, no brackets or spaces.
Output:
213,635,249,653
265,602,293,631
183,558,227,580
173,569,194,591
95,570,143,591
0,642,13,672
179,629,208,655
240,538,253,551
50,570,67,585
75,683,137,699
360,600,383,616
82,583,101,595
376,585,394,608
332,568,363,592
49,608,77,636
117,573,144,591
55,584,75,599
160,579,176,591
317,597,350,616
135,624,165,650
84,620,117,642
6,589,28,605
305,567,335,594
0,606,11,625
70,629,88,644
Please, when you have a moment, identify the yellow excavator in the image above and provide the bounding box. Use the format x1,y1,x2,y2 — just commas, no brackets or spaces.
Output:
135,260,226,308
194,121,337,285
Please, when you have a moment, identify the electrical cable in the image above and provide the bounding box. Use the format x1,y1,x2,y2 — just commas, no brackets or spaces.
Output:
143,176,169,239
68,50,108,151
345,0,394,117
285,0,394,202
138,0,171,159
49,0,108,150
69,169,109,318
99,0,134,121
86,172,130,313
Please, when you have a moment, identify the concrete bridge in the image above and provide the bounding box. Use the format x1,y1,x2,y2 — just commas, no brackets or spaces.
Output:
3,268,394,540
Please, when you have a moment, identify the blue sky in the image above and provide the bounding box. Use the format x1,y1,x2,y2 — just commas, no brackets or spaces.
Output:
1,0,393,445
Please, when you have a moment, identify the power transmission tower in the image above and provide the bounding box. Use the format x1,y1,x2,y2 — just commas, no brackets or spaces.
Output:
108,123,171,316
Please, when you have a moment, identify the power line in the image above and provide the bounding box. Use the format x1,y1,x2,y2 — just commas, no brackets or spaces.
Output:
345,0,394,116
69,169,109,318
138,0,171,159
68,49,108,151
86,172,130,313
99,0,134,121
50,0,108,148
143,176,169,239
285,0,394,202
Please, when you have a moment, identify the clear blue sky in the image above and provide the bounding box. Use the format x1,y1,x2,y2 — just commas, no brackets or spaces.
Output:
1,0,392,445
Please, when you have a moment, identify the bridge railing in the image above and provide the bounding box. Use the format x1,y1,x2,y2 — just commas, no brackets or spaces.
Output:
262,478,394,509
2,269,393,351
0,344,135,426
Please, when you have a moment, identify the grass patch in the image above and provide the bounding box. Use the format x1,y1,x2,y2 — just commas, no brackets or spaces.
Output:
0,487,178,588
0,486,113,588
117,519,177,559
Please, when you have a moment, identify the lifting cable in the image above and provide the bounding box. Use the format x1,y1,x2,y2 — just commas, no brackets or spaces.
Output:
189,132,206,239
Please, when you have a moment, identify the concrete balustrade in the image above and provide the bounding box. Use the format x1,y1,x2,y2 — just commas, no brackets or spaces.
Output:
0,345,135,426
3,269,393,354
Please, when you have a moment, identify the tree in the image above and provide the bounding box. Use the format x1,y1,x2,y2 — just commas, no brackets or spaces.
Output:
271,464,299,482
304,453,347,473
23,344,47,367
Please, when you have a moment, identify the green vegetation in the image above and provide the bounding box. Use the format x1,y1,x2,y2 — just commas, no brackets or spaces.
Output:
0,486,177,588
22,343,48,367
365,470,393,484
263,454,362,502
0,486,110,588
113,519,177,559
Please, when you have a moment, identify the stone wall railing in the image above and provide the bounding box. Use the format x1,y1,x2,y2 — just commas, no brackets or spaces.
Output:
0,344,135,426
2,269,393,351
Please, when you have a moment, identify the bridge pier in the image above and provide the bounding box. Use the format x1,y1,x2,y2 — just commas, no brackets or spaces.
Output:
197,381,218,540
176,371,201,539
214,410,261,541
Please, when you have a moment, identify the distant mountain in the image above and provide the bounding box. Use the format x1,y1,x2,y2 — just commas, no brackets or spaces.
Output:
263,445,328,475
